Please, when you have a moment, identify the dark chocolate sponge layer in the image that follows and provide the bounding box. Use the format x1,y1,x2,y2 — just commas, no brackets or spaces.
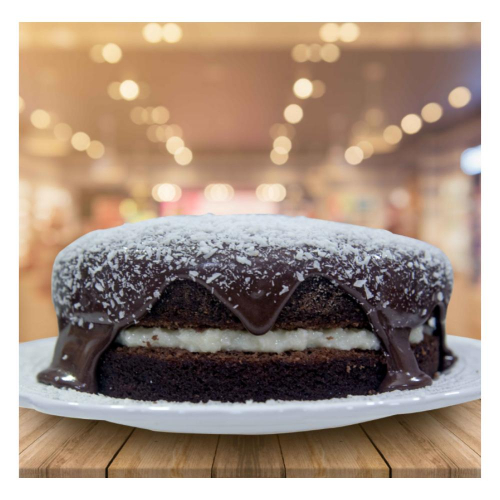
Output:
97,335,439,403
138,276,371,331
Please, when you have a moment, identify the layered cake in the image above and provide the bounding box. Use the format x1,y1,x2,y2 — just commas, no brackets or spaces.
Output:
38,214,455,402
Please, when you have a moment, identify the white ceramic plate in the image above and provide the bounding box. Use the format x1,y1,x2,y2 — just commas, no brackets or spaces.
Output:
20,335,480,435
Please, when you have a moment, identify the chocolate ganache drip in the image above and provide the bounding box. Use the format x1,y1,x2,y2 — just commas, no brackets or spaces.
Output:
37,214,455,394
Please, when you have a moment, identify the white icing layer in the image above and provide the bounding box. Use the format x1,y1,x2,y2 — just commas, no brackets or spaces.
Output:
116,326,426,353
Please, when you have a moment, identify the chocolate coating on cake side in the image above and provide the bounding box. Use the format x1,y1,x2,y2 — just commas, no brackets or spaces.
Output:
37,214,455,396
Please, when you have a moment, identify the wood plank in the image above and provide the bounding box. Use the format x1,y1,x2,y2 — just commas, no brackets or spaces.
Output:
108,430,219,478
279,425,389,478
212,435,284,477
19,409,62,453
362,411,481,477
429,401,481,455
45,421,133,477
20,418,96,477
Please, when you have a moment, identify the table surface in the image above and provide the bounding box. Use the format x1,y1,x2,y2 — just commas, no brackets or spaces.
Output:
19,400,480,478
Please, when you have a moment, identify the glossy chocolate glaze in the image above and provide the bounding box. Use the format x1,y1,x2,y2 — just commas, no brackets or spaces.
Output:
37,215,455,395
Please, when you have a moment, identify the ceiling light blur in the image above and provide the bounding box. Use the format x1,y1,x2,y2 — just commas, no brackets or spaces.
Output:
204,184,234,202
293,78,313,99
344,146,364,165
339,23,360,43
142,23,163,43
53,123,72,141
270,149,289,165
163,23,183,43
421,102,443,123
86,140,105,159
401,114,422,134
166,136,185,154
174,147,193,165
311,80,326,98
319,23,340,43
291,44,309,63
30,109,51,129
383,125,403,144
119,80,140,101
256,184,287,202
320,44,340,63
152,183,182,202
71,132,91,151
273,136,292,154
101,43,122,64
448,86,472,108
283,104,303,124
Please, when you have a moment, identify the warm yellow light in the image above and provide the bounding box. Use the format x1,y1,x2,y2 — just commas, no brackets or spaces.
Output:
344,146,364,165
320,44,340,63
89,45,105,63
138,82,151,99
174,147,193,165
270,149,289,165
71,132,91,151
19,96,25,113
107,81,122,100
146,125,160,143
130,106,148,125
102,43,122,64
142,23,163,43
204,184,234,202
151,106,170,124
152,183,182,202
283,104,303,124
119,80,140,101
30,109,51,129
319,23,340,43
291,44,309,63
119,199,138,218
273,136,292,154
383,125,403,145
308,44,322,62
339,23,360,43
154,125,168,142
86,140,105,159
163,23,183,43
421,102,443,123
357,141,374,159
311,80,326,99
166,136,185,154
53,123,72,141
401,114,422,134
293,78,313,99
448,86,471,108
256,184,287,202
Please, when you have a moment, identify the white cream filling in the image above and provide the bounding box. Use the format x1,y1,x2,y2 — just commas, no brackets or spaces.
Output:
116,326,426,353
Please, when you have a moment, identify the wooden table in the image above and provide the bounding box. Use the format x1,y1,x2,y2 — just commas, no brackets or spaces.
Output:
19,400,480,478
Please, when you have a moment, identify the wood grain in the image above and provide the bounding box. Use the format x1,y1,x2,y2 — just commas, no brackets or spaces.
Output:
362,411,481,477
19,417,133,478
429,401,480,454
279,425,389,477
212,435,284,477
108,430,219,478
19,409,62,454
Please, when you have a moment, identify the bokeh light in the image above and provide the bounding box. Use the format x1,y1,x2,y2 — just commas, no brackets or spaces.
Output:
273,136,292,154
119,80,140,101
163,23,183,43
86,140,105,159
383,125,403,144
339,23,360,43
319,23,340,43
291,44,309,62
142,23,163,43
107,81,122,100
421,102,443,123
320,44,340,63
166,136,185,154
151,106,170,124
30,109,51,129
283,104,303,124
204,184,234,202
293,78,313,99
401,114,423,134
152,183,182,202
256,184,287,202
174,147,193,165
449,86,472,108
270,149,289,165
344,146,364,165
53,123,72,141
71,132,91,151
311,80,326,98
357,141,374,159
101,43,122,64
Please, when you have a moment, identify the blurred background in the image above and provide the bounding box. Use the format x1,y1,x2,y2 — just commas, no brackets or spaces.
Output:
19,22,481,342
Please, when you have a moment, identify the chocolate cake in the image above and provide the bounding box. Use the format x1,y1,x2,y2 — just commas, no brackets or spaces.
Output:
37,214,455,402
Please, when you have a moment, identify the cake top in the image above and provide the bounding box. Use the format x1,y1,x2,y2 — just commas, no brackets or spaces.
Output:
52,214,453,335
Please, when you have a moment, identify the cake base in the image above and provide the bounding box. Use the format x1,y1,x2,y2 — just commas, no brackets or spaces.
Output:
97,335,440,403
